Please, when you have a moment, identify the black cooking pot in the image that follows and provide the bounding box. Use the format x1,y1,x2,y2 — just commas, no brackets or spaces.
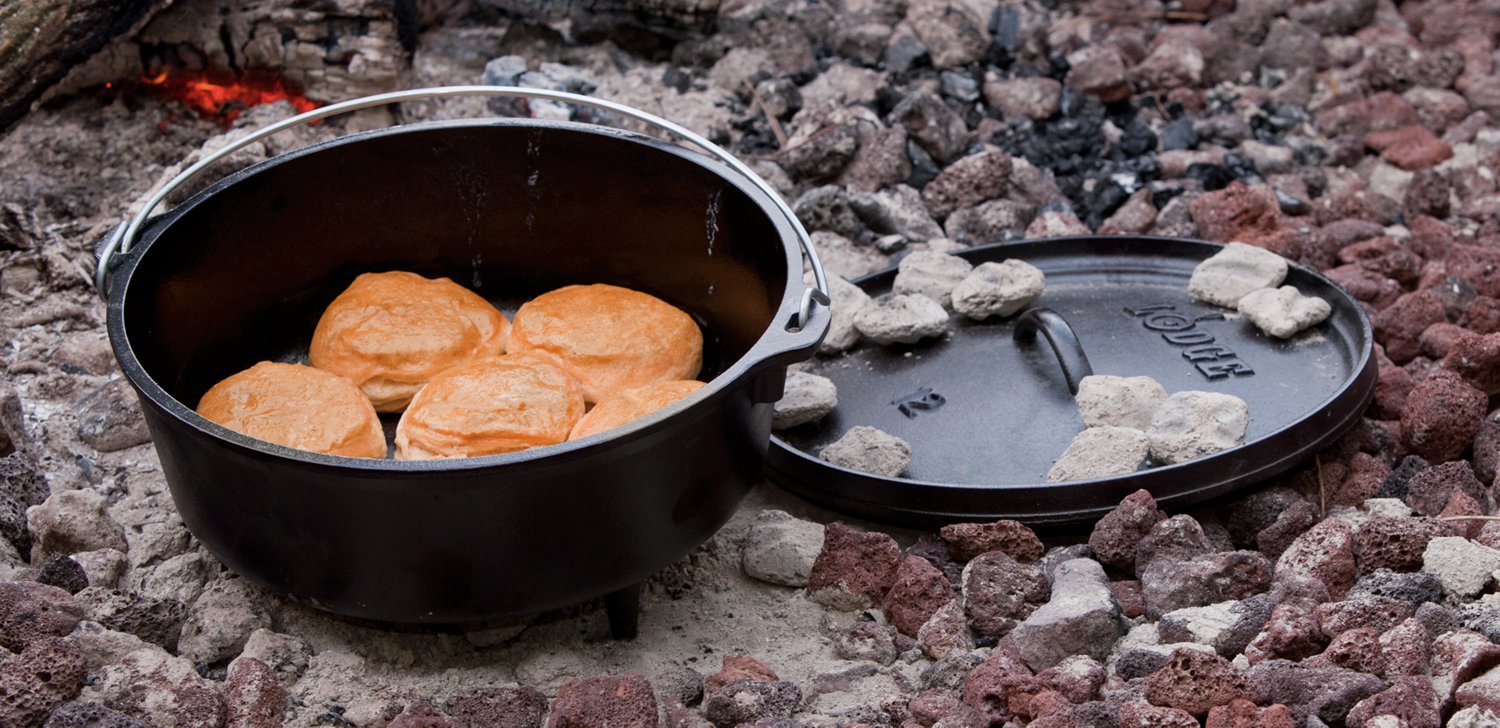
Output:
95,87,831,634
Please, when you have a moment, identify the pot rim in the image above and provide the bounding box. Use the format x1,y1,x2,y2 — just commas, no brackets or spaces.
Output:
105,117,827,473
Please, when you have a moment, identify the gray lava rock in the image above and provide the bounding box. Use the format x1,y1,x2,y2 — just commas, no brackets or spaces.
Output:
780,104,861,181
1047,426,1150,482
1188,242,1290,308
74,379,151,453
1422,537,1500,598
818,426,911,477
1140,551,1273,620
26,489,127,563
239,629,311,685
1146,391,1249,465
1158,596,1274,658
0,581,82,652
0,452,48,556
893,251,973,310
917,599,976,659
951,260,1045,321
817,274,872,355
1076,375,1168,431
702,680,801,727
447,686,548,727
75,588,186,652
1246,660,1385,725
772,372,837,430
1237,286,1332,339
69,548,126,591
854,294,949,345
1011,558,1128,671
1089,489,1166,573
795,186,864,238
834,621,899,665
41,702,150,728
1347,569,1444,607
37,555,88,594
889,90,968,164
960,552,1047,636
741,509,824,588
850,185,944,242
176,575,272,665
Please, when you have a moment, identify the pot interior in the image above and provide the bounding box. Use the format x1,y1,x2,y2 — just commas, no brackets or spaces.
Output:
118,121,792,427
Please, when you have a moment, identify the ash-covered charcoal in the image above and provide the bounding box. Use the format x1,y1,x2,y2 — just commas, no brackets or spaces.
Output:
1147,392,1250,465
772,373,838,430
1047,426,1150,482
893,251,972,310
1238,286,1333,339
1076,375,1168,431
1188,243,1290,308
819,426,911,477
951,260,1044,320
854,293,950,345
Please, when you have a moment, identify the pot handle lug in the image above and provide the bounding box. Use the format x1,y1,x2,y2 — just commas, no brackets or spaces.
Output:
1013,307,1095,395
92,86,831,330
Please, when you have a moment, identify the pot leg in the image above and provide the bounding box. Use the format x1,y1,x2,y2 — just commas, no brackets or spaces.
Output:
604,583,640,640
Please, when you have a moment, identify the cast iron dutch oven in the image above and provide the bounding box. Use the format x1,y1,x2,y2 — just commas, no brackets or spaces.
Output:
94,87,831,635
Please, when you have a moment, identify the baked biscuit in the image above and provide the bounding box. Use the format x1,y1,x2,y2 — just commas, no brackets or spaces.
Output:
568,380,705,440
197,362,386,458
508,284,702,403
310,271,509,412
395,352,585,460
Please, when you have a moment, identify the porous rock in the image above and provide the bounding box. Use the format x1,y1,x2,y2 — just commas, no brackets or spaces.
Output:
176,575,272,665
74,379,151,453
1158,596,1274,658
1048,426,1149,482
1143,648,1251,717
0,637,87,728
1011,559,1127,671
1276,519,1357,600
550,674,656,728
74,588,186,651
78,646,225,728
951,260,1045,320
741,509,824,588
1188,242,1289,308
0,452,48,556
853,294,949,345
920,150,1013,219
446,686,548,728
1422,536,1500,597
771,372,837,430
1146,391,1249,465
1245,661,1385,725
26,489,127,562
960,551,1047,636
40,701,150,728
222,656,285,728
807,522,901,610
1088,489,1166,573
1400,368,1486,464
1140,551,1272,620
1237,286,1333,339
0,581,82,652
1076,375,1168,431
701,679,801,727
1353,517,1448,574
917,599,975,659
1345,676,1441,728
818,426,911,478
939,520,1044,563
882,555,953,637
893,251,973,310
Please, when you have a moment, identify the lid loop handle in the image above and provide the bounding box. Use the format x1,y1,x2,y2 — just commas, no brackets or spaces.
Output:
1013,307,1095,395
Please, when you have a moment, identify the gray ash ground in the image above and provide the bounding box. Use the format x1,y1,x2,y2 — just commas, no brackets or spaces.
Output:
5,0,1500,725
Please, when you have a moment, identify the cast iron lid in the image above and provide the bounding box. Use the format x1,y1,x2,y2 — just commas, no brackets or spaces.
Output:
766,236,1377,527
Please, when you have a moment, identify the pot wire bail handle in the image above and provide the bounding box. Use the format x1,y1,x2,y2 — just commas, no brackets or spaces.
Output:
94,85,832,329
1013,307,1094,395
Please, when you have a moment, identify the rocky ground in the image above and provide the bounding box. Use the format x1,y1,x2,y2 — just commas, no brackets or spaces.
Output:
5,0,1500,725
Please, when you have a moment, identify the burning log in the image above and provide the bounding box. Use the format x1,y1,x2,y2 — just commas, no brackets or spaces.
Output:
0,0,165,132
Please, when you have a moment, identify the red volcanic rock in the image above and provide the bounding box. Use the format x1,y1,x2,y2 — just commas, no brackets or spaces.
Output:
1448,244,1500,298
1316,91,1421,136
1379,617,1434,678
1325,265,1403,311
1143,649,1251,717
1354,516,1449,574
1321,627,1384,674
939,519,1044,563
1374,290,1447,364
807,523,902,610
1400,369,1486,463
1118,700,1198,728
447,687,548,728
1404,460,1489,516
704,656,778,696
549,674,657,728
1087,489,1165,573
1346,676,1441,728
1205,698,1296,728
1442,331,1500,394
1276,520,1357,600
882,555,954,637
222,658,286,728
0,581,83,653
1188,182,1281,244
1365,125,1454,170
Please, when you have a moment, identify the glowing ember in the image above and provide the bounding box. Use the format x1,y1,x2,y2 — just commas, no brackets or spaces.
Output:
140,69,319,124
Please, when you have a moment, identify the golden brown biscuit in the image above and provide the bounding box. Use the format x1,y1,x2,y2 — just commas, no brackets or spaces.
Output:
197,362,386,458
569,380,705,440
395,353,585,460
310,271,509,412
507,284,703,403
